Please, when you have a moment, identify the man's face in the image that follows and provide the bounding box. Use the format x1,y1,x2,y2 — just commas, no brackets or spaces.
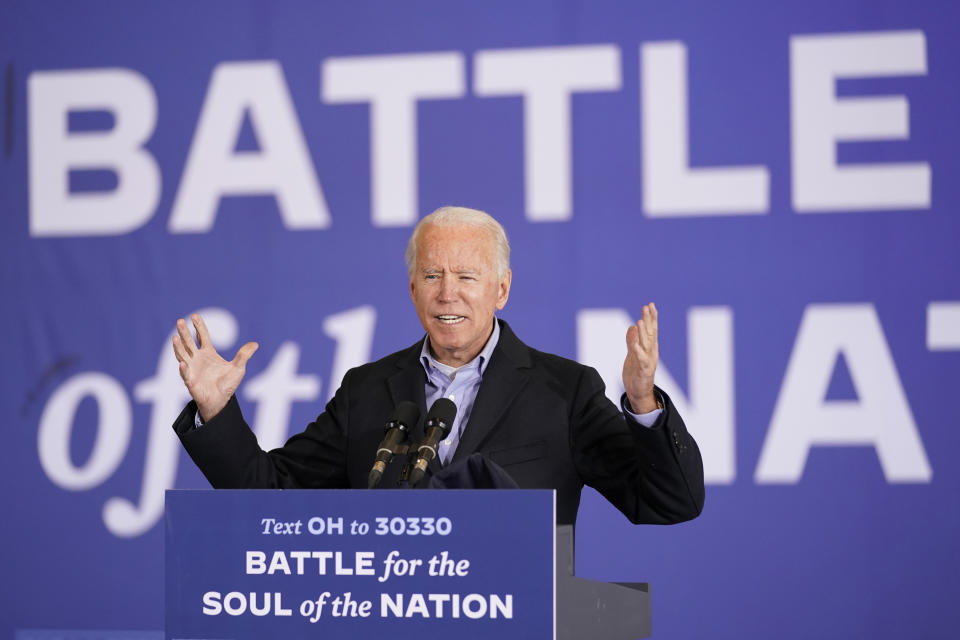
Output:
410,224,512,367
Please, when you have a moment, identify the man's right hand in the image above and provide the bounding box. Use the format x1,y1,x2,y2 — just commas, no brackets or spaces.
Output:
172,313,259,421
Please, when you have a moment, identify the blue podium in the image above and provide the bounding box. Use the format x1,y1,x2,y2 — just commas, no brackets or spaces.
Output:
165,490,650,639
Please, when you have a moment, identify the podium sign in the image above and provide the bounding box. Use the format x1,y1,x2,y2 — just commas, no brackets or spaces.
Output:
166,489,555,639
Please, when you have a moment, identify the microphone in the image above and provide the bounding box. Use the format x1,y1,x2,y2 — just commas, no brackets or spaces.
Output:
407,397,457,487
367,401,420,489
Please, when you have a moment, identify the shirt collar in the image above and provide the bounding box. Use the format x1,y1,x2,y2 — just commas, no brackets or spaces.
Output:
420,318,501,379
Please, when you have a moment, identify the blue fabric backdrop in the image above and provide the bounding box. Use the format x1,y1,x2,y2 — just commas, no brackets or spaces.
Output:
2,1,958,638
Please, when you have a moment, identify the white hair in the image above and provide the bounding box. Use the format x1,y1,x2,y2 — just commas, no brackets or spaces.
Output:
405,206,511,279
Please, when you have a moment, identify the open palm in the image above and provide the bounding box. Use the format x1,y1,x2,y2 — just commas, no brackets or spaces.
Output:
622,302,660,414
172,313,259,421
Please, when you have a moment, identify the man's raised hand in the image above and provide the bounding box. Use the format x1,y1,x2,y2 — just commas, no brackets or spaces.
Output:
622,302,660,414
172,313,259,421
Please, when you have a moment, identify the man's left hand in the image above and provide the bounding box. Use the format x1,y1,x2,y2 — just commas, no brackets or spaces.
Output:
622,302,660,413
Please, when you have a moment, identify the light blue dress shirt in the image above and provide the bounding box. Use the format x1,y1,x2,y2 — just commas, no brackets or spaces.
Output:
420,320,501,464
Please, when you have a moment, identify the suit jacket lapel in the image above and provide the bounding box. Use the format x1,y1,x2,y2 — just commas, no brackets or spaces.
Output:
386,344,427,412
386,341,431,474
452,320,531,463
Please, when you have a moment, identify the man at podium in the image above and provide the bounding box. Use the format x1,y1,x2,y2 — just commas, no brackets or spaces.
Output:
171,206,704,527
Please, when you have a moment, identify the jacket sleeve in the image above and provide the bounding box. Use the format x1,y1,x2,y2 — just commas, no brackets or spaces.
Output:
173,374,353,490
569,367,705,524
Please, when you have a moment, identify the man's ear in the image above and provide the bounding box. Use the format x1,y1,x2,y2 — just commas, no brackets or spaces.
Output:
496,269,512,310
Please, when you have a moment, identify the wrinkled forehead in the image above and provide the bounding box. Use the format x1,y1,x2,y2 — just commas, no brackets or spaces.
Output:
416,224,498,269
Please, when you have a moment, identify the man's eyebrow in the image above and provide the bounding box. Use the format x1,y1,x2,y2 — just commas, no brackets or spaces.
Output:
418,266,482,274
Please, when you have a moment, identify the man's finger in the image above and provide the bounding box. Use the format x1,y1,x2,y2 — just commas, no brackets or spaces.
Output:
625,323,638,351
192,313,212,349
645,303,658,335
626,323,647,357
638,320,653,352
232,341,260,368
176,319,196,355
172,335,190,363
640,304,658,341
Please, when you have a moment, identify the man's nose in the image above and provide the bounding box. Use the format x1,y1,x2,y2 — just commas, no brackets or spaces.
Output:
437,274,458,300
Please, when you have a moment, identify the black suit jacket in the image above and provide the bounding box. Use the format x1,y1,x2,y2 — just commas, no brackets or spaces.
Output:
174,320,704,526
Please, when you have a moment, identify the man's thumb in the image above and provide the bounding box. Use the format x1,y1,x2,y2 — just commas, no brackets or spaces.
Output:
233,341,260,367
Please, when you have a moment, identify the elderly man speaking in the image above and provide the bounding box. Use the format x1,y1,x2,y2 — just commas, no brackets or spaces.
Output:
172,206,704,526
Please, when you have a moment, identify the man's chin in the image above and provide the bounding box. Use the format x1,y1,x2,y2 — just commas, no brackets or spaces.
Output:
427,331,470,356
428,336,465,353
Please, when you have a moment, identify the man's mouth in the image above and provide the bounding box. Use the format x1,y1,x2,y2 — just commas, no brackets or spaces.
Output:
436,315,466,325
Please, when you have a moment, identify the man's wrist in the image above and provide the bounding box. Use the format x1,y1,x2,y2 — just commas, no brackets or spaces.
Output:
196,398,228,424
622,391,663,428
626,391,661,414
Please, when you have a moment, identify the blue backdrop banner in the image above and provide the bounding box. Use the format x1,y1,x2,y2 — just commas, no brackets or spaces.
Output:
2,1,958,638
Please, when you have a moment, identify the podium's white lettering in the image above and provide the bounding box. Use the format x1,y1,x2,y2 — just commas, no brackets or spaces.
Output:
202,591,292,616
246,550,376,576
307,516,344,535
380,593,513,619
260,517,303,534
378,550,424,582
